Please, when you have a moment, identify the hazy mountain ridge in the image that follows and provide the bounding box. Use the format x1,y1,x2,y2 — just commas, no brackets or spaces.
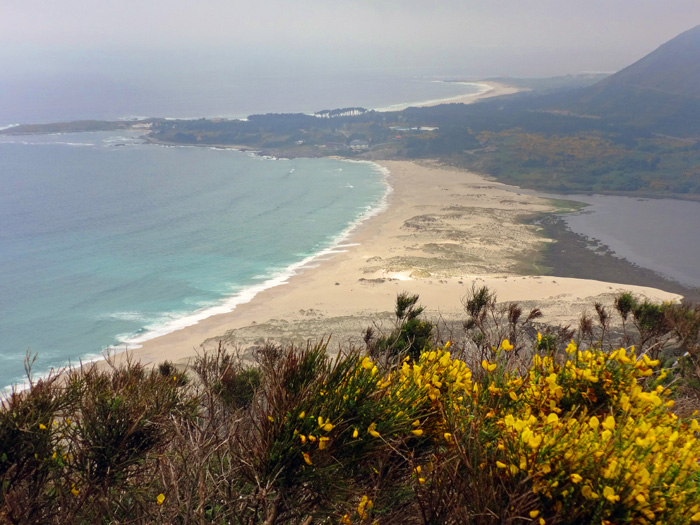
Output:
596,24,700,98
561,25,700,135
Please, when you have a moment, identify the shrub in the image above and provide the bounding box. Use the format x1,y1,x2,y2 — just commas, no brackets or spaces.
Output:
370,292,434,362
3,296,700,523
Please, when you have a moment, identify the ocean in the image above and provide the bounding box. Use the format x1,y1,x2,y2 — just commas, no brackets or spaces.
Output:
0,72,487,389
0,132,393,388
0,71,483,126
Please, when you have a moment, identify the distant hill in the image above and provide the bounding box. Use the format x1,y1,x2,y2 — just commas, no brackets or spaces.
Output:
599,24,700,98
555,25,700,136
486,73,609,93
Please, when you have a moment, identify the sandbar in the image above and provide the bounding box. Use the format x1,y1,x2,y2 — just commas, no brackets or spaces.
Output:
412,81,525,107
374,81,525,112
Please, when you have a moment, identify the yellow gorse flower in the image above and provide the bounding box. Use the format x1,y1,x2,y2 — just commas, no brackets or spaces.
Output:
482,360,497,372
602,415,615,431
357,495,373,519
603,486,619,503
317,416,334,432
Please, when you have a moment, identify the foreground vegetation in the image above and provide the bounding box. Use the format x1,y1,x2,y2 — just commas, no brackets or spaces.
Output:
2,290,700,524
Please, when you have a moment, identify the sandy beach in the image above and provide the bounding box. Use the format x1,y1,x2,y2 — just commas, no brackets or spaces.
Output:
373,81,525,112
106,160,680,370
412,81,525,108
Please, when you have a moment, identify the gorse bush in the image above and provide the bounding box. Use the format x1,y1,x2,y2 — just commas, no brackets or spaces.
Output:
0,359,192,524
368,292,434,363
2,293,700,524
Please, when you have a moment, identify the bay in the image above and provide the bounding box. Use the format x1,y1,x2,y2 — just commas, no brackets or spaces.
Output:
0,72,480,126
0,131,387,388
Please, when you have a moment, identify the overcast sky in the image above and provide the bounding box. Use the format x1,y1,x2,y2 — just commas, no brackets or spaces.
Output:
3,1,700,77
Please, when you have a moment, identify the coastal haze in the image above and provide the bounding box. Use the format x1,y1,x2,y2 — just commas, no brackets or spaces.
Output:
2,1,699,124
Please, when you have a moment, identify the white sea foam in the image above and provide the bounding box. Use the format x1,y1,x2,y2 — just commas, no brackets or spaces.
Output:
96,311,148,322
101,135,140,143
0,123,19,131
1,351,107,397
0,140,95,147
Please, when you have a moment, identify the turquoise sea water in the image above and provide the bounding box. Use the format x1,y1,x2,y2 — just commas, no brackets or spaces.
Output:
0,131,388,388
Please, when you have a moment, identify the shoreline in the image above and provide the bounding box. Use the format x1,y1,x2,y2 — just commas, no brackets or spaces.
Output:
3,76,691,387
0,80,523,138
96,160,681,372
411,81,526,107
114,160,393,351
373,81,525,112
